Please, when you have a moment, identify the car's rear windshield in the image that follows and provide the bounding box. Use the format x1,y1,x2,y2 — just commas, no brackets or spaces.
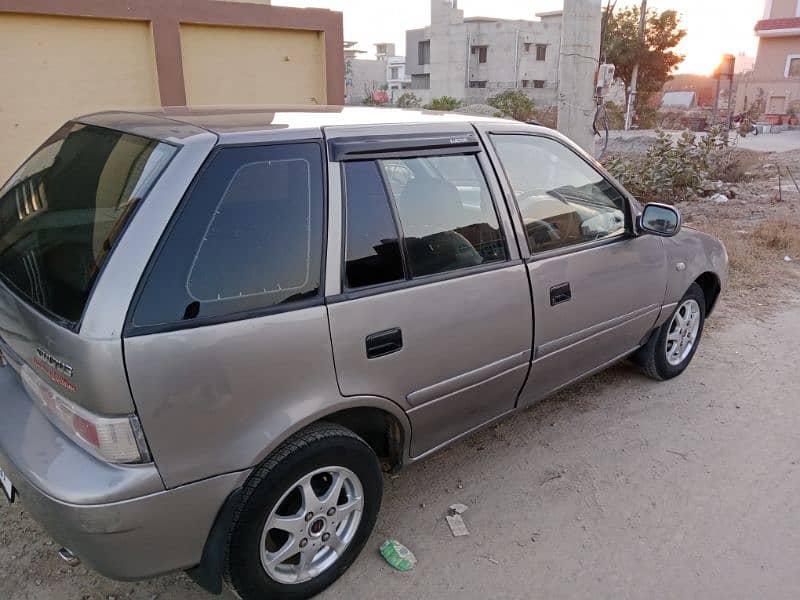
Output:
0,122,175,326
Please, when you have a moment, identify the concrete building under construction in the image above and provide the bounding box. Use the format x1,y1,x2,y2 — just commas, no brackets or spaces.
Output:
405,0,563,106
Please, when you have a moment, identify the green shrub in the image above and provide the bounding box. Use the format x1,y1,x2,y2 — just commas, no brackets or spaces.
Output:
423,96,462,111
396,91,421,108
603,126,733,203
487,90,536,121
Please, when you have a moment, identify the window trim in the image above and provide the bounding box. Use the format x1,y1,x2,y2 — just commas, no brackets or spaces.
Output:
328,259,520,304
328,132,481,162
485,131,634,260
525,230,632,263
123,139,328,338
785,54,800,78
336,151,513,296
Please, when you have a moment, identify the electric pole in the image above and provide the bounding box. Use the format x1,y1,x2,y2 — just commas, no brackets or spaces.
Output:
624,0,647,131
557,0,603,152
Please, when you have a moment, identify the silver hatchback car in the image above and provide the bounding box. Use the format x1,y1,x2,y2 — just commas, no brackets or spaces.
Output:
0,107,727,599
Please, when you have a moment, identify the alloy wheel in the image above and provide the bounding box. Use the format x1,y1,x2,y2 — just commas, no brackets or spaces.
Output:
665,299,701,366
259,466,364,584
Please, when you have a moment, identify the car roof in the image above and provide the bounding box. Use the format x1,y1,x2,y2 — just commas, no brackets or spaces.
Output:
77,105,513,144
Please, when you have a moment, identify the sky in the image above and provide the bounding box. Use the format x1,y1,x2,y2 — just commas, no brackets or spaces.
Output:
274,0,764,75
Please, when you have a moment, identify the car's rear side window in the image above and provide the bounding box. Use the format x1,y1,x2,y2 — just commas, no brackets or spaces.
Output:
0,122,174,326
132,143,324,329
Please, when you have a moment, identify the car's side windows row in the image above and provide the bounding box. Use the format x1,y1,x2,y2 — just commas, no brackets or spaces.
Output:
490,134,627,254
343,154,508,290
130,136,629,330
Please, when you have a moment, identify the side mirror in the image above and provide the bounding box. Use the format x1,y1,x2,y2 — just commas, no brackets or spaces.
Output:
638,203,681,237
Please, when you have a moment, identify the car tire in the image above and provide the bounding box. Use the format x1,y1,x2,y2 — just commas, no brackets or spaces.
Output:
224,422,383,600
635,283,706,381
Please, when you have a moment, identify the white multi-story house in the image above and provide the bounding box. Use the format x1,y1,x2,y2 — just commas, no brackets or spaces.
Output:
345,42,410,105
405,0,563,106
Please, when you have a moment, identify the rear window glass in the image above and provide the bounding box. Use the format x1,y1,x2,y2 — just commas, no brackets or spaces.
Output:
0,123,174,325
380,155,507,277
343,161,405,289
132,143,324,329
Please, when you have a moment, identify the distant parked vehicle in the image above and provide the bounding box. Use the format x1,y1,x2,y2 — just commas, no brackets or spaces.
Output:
0,107,728,599
733,112,759,136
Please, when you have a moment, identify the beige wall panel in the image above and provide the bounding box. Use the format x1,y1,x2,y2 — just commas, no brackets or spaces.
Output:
180,24,326,106
754,37,800,77
753,36,800,82
0,14,160,181
771,0,799,19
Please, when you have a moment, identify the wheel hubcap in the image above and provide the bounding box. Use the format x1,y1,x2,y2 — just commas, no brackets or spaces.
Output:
259,466,364,585
665,299,701,366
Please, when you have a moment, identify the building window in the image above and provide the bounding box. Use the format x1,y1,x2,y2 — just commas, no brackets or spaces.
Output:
786,55,800,78
390,67,400,80
471,45,488,63
536,44,547,61
522,80,545,89
523,42,533,53
411,74,430,90
469,80,488,88
418,40,431,65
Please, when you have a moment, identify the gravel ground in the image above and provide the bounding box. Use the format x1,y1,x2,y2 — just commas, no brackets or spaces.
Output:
2,290,800,600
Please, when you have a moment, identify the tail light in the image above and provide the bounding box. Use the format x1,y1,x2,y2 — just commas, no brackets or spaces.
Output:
20,365,151,464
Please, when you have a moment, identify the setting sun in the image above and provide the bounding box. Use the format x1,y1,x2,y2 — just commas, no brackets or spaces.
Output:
650,0,764,75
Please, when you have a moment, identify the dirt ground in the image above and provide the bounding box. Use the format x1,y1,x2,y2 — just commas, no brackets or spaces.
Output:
2,148,800,600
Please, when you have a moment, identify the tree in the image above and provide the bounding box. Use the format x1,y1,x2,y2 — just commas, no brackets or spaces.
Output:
487,90,536,121
604,5,686,114
423,96,462,111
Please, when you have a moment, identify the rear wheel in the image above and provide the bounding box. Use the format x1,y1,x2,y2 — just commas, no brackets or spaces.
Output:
225,422,382,600
635,283,706,380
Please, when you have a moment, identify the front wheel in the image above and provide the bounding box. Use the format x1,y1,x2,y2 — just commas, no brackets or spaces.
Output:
634,283,706,380
225,422,383,600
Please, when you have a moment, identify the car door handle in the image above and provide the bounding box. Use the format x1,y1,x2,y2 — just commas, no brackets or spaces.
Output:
550,282,572,306
366,328,403,359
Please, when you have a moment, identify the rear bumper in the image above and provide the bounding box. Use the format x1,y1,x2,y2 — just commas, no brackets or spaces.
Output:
0,363,250,580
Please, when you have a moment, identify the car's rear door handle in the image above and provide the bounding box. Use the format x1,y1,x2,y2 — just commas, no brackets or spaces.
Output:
550,282,572,306
366,328,403,359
